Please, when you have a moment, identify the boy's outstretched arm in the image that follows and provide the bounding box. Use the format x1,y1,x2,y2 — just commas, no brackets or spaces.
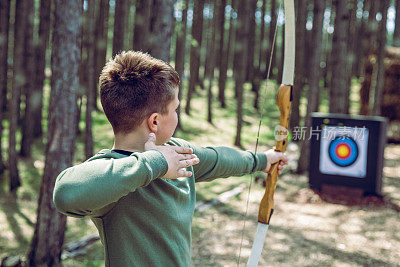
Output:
53,137,199,218
188,143,287,182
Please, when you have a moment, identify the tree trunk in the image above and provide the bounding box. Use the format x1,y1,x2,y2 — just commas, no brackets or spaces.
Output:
359,60,373,115
352,0,364,77
149,0,175,62
203,12,213,80
277,25,284,84
322,0,334,89
185,0,205,115
215,0,226,80
93,0,110,111
234,0,249,147
346,0,357,82
297,0,326,174
27,0,81,265
85,0,96,159
330,0,350,114
175,0,188,129
33,0,52,139
133,0,152,52
206,1,217,124
290,0,307,133
112,0,127,56
20,0,35,158
77,2,87,136
246,0,257,82
267,0,277,79
227,0,237,74
0,0,10,174
218,0,234,108
258,0,267,74
359,0,378,81
372,0,389,115
9,0,26,191
393,0,400,47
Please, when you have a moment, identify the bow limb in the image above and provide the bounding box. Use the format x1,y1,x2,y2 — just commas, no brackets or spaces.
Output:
246,0,295,266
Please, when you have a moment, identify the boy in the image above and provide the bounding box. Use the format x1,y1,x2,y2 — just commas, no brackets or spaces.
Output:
53,51,287,266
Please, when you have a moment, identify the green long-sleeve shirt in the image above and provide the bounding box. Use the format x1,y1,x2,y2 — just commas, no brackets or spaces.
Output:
53,138,268,267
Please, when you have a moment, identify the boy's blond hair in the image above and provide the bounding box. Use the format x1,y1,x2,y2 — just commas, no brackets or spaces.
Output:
99,51,179,133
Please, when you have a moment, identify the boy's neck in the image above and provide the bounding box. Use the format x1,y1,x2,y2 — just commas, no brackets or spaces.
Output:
112,129,149,153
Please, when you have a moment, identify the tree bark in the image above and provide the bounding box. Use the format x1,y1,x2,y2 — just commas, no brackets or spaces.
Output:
33,0,52,138
112,0,127,56
149,0,175,62
0,0,10,174
206,0,217,124
258,0,267,74
352,0,364,77
9,0,26,191
185,0,205,114
347,0,358,81
290,0,307,133
246,0,257,82
322,0,334,89
330,0,350,114
277,25,284,84
372,0,389,115
20,0,35,157
267,0,277,79
297,0,326,174
85,0,95,159
215,0,226,81
133,0,152,52
227,0,237,74
27,0,81,265
218,0,234,108
359,0,378,81
175,0,188,129
93,0,110,111
234,0,249,147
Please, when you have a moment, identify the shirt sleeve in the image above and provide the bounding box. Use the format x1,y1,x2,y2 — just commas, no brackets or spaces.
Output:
191,145,268,182
53,150,168,218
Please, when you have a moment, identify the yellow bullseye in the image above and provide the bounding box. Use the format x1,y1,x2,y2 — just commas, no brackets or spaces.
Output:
337,144,350,158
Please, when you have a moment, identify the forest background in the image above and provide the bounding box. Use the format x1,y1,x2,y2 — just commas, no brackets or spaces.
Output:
0,0,399,266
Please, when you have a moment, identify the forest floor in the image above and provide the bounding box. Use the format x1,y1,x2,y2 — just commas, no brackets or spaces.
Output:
191,143,400,267
0,81,399,266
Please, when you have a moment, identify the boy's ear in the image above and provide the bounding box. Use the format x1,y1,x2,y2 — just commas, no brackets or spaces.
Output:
147,113,158,133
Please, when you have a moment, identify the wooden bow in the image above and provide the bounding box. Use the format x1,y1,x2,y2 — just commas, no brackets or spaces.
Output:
246,0,295,266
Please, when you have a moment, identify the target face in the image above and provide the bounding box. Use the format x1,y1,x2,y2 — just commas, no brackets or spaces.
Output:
328,137,358,167
319,126,369,178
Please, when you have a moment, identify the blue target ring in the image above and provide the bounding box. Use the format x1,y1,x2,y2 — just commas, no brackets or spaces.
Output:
328,136,359,167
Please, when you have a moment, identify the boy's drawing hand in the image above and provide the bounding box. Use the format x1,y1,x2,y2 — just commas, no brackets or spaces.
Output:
264,149,288,175
144,133,200,179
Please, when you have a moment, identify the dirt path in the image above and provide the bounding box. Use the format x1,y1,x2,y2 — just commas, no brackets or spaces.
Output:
191,144,400,266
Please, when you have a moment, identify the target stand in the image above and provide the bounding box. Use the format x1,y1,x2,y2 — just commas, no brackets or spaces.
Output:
309,113,387,195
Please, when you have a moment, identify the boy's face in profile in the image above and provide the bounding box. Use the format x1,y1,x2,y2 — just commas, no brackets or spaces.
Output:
155,87,179,145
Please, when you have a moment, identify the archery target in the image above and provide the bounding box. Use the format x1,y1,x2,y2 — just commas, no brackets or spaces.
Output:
319,126,369,178
328,137,358,167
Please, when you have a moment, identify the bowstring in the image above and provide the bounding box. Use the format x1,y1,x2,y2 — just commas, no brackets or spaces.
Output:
236,1,283,265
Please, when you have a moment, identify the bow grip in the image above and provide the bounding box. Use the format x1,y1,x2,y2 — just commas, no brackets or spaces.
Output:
257,84,292,224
